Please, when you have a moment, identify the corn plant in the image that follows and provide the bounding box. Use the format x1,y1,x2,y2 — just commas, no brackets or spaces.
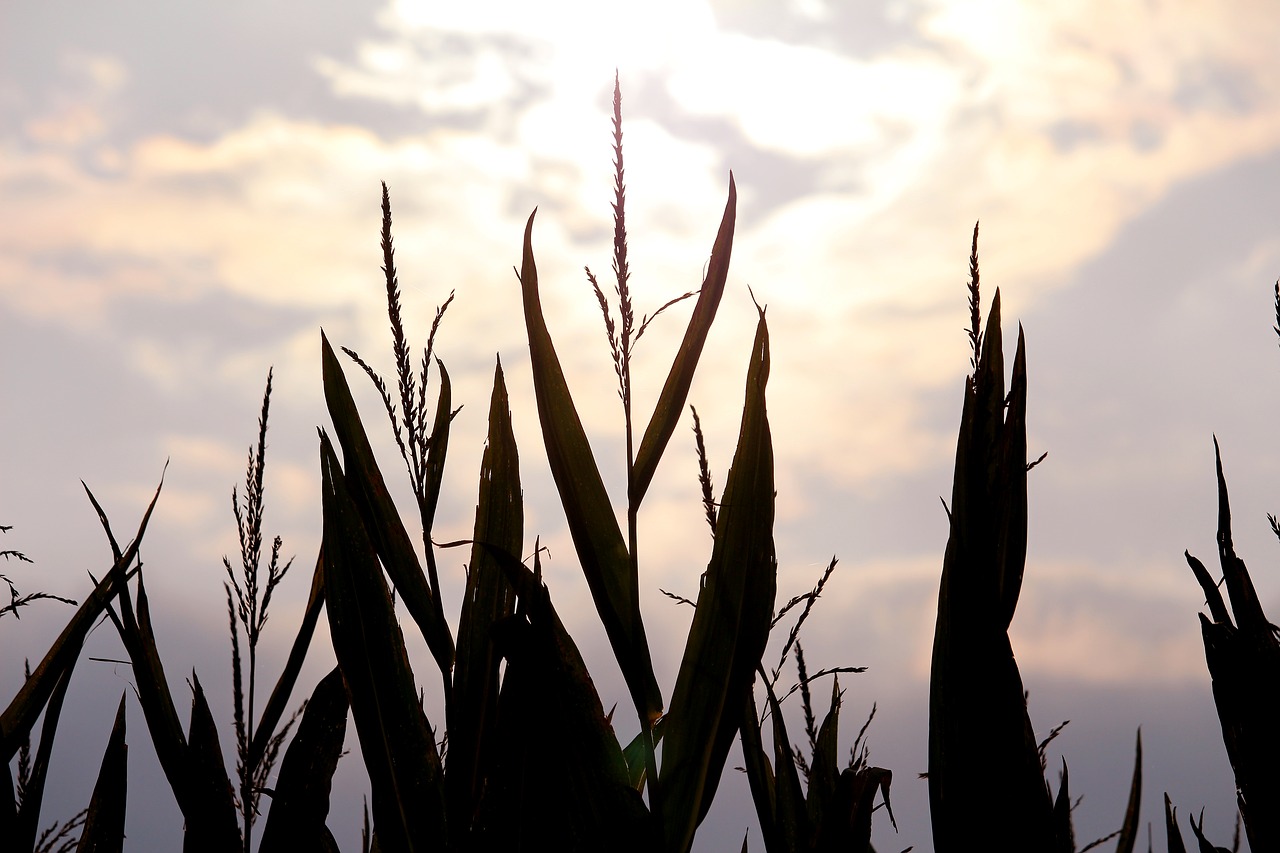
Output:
1,488,157,852
928,225,1141,853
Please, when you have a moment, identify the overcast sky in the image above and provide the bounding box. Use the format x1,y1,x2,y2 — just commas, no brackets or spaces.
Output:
5,1,1280,850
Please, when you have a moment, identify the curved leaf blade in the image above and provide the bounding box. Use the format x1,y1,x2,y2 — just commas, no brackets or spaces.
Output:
259,666,349,853
516,211,661,723
320,431,444,853
450,358,522,830
76,694,128,853
322,331,454,684
661,309,776,853
631,173,737,507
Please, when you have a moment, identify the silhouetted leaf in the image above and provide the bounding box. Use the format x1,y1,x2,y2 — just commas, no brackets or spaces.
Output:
322,331,454,686
473,547,652,853
182,672,241,853
259,667,349,853
76,694,128,853
320,430,444,853
631,174,737,506
449,359,521,836
15,657,76,850
929,291,1055,851
1,475,160,762
1164,794,1187,853
1114,731,1142,853
516,210,661,724
1186,441,1280,851
249,549,326,771
661,308,776,853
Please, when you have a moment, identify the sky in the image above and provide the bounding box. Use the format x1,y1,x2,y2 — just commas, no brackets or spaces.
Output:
4,0,1280,849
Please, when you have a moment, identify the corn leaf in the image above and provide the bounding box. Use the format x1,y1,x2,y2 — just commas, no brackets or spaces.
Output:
320,430,444,853
474,546,653,853
1,762,14,842
322,331,454,685
765,677,807,853
1114,731,1142,853
15,656,76,851
449,358,521,833
928,292,1055,851
1164,794,1188,853
1,475,160,762
810,766,895,853
182,672,241,853
1185,441,1280,851
661,309,776,853
421,360,452,535
108,568,192,832
806,680,842,832
630,174,737,507
258,666,349,853
249,548,326,770
621,717,665,792
83,482,233,848
739,690,778,851
1051,761,1074,853
76,694,128,853
515,210,661,723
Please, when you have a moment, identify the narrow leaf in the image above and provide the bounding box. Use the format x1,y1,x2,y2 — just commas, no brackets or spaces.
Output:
181,672,241,853
474,546,653,852
449,358,522,833
249,549,326,770
321,430,444,853
15,656,76,850
661,309,776,853
631,174,737,506
76,694,128,853
322,330,455,685
259,667,349,853
739,688,778,851
765,678,807,853
806,679,842,831
1164,794,1187,853
1114,730,1142,853
516,210,661,723
929,290,1055,851
1,473,161,761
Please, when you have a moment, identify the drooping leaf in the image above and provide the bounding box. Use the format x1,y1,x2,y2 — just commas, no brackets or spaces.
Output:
320,430,444,853
515,210,661,724
661,308,777,853
449,358,521,835
76,694,128,853
474,547,653,853
630,174,737,506
259,666,349,853
322,330,454,686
